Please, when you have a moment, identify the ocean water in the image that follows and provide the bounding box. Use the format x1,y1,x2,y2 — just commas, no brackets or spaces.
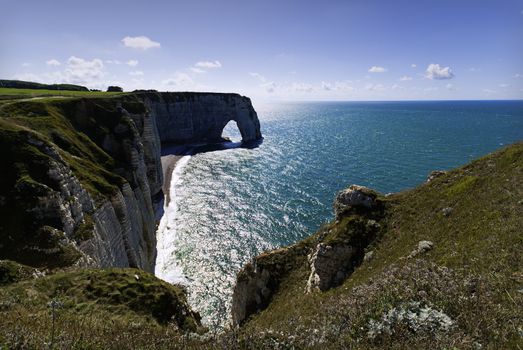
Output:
155,100,523,327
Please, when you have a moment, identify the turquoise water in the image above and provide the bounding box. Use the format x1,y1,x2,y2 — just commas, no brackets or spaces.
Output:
155,100,523,326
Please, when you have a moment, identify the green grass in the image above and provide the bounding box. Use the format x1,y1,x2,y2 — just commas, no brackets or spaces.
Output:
0,94,149,267
0,87,124,101
233,142,523,349
0,264,202,349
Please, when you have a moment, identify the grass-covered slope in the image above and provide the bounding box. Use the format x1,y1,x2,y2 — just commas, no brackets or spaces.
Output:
0,85,122,104
0,261,202,349
0,93,148,267
233,142,523,349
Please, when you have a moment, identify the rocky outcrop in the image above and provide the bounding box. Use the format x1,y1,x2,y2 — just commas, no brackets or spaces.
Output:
306,217,382,293
407,240,434,258
304,186,384,293
231,245,308,326
426,170,447,182
231,265,273,326
334,185,381,218
306,243,355,293
231,184,384,322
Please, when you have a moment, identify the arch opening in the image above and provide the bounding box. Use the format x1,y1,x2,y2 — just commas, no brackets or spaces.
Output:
221,120,242,143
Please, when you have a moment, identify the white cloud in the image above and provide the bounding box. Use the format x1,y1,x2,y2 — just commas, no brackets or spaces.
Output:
391,84,403,90
190,67,206,74
15,56,106,87
188,60,222,74
249,72,267,82
411,64,417,68
399,75,412,81
12,72,40,81
446,83,455,90
129,71,144,76
162,72,194,87
194,60,222,69
46,59,61,66
106,60,121,65
499,83,510,88
249,72,276,93
322,81,332,91
482,88,496,94
425,63,454,80
368,66,387,73
261,82,277,93
365,83,385,91
126,60,138,67
21,62,31,67
122,36,161,50
291,82,314,93
321,81,354,92
514,73,522,78
65,56,105,82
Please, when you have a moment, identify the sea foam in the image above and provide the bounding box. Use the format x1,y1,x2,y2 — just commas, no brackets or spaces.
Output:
155,155,191,284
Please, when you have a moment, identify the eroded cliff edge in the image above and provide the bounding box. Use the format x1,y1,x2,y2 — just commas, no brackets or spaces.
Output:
229,142,522,349
0,92,261,271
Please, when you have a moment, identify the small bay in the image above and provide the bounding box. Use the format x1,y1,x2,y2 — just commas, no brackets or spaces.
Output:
155,100,523,326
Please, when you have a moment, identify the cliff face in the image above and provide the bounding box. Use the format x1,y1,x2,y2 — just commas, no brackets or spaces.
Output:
140,92,262,144
0,92,261,271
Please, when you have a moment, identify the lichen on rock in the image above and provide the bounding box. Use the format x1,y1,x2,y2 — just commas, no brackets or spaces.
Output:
334,185,382,219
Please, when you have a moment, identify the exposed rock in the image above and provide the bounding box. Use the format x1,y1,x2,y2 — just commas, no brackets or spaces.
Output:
231,245,306,326
0,260,43,285
364,250,375,262
408,240,434,258
442,207,453,216
367,219,381,229
334,185,381,218
299,185,385,293
231,266,272,326
141,92,262,144
427,170,447,182
306,243,355,293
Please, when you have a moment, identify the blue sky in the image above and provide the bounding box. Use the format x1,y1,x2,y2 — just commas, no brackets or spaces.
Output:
1,0,522,101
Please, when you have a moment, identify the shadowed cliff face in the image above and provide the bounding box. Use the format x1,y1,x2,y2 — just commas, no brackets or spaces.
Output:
0,92,262,271
139,92,262,144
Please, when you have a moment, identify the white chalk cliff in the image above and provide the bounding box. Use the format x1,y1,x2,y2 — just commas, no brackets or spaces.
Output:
0,92,261,271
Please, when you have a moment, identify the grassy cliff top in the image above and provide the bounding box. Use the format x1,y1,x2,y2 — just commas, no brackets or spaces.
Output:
233,142,523,349
0,263,202,348
0,93,147,267
0,86,124,103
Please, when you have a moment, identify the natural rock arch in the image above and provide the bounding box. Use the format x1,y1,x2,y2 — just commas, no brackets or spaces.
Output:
142,92,262,144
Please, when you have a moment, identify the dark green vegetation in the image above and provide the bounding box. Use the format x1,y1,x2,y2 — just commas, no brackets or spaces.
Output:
0,80,89,92
107,86,124,92
0,262,202,348
0,92,144,267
